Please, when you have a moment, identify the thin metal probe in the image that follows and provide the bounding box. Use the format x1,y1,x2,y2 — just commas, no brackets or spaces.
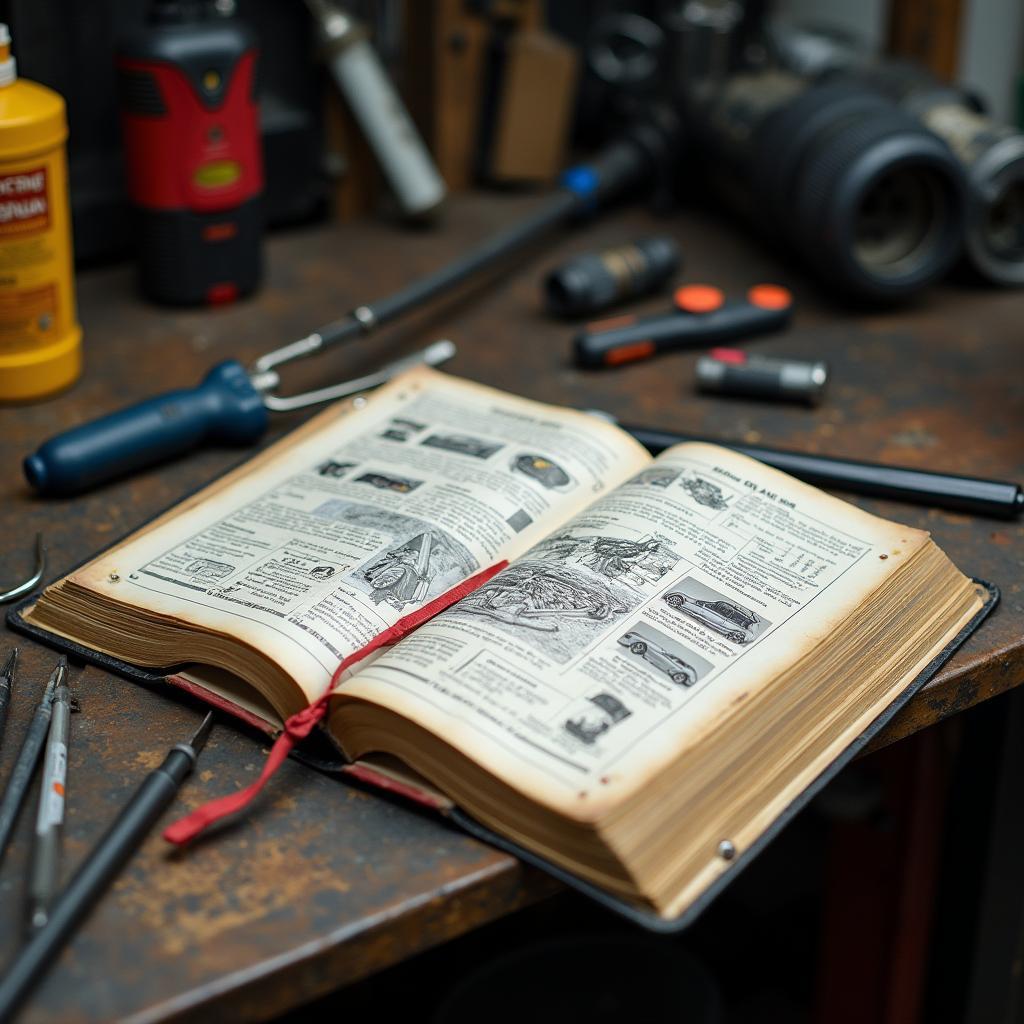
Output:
187,711,215,754
0,534,45,604
0,657,64,868
0,648,17,753
26,672,73,934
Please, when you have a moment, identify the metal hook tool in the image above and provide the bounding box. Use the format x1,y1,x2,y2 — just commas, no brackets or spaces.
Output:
0,534,45,604
252,338,455,412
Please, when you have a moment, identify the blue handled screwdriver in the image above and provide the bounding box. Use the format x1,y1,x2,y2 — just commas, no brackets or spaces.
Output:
24,340,455,497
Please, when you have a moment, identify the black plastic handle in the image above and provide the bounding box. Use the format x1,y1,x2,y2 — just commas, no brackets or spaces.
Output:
625,425,1024,518
575,299,792,368
0,750,193,1019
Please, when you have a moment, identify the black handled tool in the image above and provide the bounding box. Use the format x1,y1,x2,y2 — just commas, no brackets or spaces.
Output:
574,283,794,367
0,712,214,1020
623,424,1024,518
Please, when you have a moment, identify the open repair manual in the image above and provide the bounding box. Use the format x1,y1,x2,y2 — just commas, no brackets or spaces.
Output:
17,367,992,925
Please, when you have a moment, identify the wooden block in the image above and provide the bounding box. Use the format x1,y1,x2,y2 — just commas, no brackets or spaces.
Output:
403,0,489,193
487,27,579,184
887,0,965,81
323,83,380,223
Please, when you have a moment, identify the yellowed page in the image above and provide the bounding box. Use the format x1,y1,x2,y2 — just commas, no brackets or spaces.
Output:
337,442,933,818
63,367,649,702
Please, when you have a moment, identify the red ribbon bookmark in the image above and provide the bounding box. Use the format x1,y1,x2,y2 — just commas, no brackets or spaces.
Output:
163,560,508,846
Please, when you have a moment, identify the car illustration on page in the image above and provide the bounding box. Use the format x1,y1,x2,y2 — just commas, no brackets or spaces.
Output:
617,630,698,686
661,592,761,644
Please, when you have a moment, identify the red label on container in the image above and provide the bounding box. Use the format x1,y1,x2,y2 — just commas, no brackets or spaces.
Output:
0,167,49,236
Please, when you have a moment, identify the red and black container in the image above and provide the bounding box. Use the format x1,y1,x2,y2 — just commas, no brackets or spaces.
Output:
117,3,263,306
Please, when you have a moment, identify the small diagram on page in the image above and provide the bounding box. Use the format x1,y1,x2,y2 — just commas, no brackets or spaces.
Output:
378,417,427,443
627,465,739,514
450,560,639,663
625,467,680,489
351,524,478,612
579,535,678,590
421,433,505,459
185,558,234,582
312,499,478,612
315,460,357,479
360,532,437,609
506,509,533,533
563,692,632,746
378,417,425,442
510,453,573,490
354,471,423,494
660,576,771,645
530,530,682,594
614,622,712,687
680,476,732,510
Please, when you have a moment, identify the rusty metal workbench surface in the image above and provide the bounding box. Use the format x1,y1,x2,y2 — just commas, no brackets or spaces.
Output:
0,193,1022,1021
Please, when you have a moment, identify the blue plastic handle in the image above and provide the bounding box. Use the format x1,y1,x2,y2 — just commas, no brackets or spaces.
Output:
24,361,269,496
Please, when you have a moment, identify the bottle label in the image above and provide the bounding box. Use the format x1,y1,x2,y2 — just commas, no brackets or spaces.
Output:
0,162,61,353
0,166,49,236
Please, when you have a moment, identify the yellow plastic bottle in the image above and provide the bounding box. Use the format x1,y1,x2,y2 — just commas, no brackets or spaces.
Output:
0,23,81,401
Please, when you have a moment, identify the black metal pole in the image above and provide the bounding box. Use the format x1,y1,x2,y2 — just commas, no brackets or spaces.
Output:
624,425,1024,519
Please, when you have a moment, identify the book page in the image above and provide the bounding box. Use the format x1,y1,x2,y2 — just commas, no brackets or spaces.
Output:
67,368,649,702
338,442,929,818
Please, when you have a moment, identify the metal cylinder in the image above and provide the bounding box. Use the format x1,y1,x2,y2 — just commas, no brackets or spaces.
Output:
307,0,446,218
544,236,681,316
696,349,828,404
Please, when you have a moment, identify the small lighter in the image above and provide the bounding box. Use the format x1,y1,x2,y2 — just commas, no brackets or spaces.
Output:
117,1,263,306
696,348,829,405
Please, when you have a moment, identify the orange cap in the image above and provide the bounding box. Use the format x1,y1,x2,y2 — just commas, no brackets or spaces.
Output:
747,284,792,310
674,284,725,314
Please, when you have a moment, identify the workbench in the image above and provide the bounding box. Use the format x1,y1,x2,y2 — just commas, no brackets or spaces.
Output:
1,193,1022,1022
